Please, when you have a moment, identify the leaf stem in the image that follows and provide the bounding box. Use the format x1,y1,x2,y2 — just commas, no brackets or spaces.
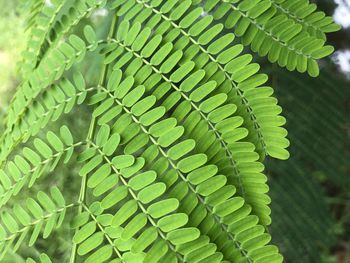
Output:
69,12,119,263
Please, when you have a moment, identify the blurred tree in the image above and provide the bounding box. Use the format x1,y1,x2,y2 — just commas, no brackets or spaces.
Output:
0,0,26,105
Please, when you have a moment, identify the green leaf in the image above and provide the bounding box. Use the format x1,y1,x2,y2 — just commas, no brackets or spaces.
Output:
158,213,188,232
160,50,183,74
23,147,41,166
93,98,114,118
157,126,184,147
39,254,53,263
196,175,227,196
71,212,90,229
102,132,121,156
199,94,227,113
137,182,166,204
43,214,57,238
115,76,134,99
167,139,195,160
73,221,97,244
78,232,104,255
50,186,66,207
14,205,31,226
167,227,200,245
214,197,245,217
129,171,157,191
177,154,207,173
2,212,19,233
307,59,320,77
151,42,173,66
79,155,103,177
107,69,122,91
131,227,158,253
34,139,53,158
112,155,135,169
98,105,123,125
122,85,145,107
73,72,86,91
132,27,152,52
69,35,86,62
139,106,165,126
96,125,110,147
180,70,206,92
141,35,162,58
117,20,130,42
207,104,237,123
14,156,30,174
121,214,147,240
29,221,43,246
170,61,195,83
112,200,138,226
84,25,97,44
88,163,111,188
149,118,177,138
26,198,43,219
101,186,128,209
37,191,56,212
131,96,156,117
60,126,74,145
46,131,64,152
311,45,334,59
86,245,113,263
217,44,243,64
147,199,179,219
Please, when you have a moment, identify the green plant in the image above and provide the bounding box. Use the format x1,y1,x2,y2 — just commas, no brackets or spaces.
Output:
0,0,339,262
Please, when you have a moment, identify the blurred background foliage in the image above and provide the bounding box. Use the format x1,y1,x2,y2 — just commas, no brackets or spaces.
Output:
0,0,26,106
0,0,349,262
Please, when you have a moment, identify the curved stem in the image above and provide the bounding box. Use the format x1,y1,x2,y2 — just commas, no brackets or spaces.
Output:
69,12,119,263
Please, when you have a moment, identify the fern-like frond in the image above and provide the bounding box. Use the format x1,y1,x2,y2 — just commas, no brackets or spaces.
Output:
95,20,278,225
75,122,282,262
0,187,72,260
0,0,339,262
0,126,80,207
111,0,289,161
0,72,89,165
7,11,103,137
75,126,216,262
21,0,66,73
21,0,107,77
270,0,341,38
198,0,339,76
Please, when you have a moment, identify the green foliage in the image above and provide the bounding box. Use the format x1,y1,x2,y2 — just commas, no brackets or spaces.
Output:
0,186,70,257
0,0,26,104
0,0,338,262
